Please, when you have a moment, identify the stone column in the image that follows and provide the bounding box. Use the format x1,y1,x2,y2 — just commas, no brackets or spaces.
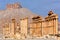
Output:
36,22,42,37
53,18,55,35
56,16,58,34
32,23,36,37
48,19,53,34
20,18,28,38
10,19,15,38
42,21,44,36
42,21,47,36
15,23,21,39
3,23,10,38
41,21,42,36
53,17,58,34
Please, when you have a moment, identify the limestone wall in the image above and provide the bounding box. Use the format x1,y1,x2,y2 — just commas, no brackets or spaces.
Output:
2,11,58,39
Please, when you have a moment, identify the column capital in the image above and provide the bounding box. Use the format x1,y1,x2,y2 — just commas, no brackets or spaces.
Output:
12,19,15,23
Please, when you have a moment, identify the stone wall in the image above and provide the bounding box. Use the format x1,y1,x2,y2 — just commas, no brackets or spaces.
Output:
2,11,58,39
30,11,58,37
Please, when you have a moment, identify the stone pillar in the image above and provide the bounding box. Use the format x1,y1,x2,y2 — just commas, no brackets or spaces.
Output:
41,21,42,36
53,17,58,34
29,23,32,36
53,19,55,35
47,19,53,35
15,23,21,39
42,21,48,36
56,16,58,34
32,23,36,36
36,22,42,37
30,21,42,37
42,21,44,36
3,23,10,38
10,19,15,38
20,18,28,38
49,19,53,34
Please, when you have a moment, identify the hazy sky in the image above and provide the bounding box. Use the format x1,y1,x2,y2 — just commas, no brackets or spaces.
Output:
0,0,60,21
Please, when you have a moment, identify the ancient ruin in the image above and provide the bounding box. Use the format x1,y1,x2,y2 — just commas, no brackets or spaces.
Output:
0,3,58,39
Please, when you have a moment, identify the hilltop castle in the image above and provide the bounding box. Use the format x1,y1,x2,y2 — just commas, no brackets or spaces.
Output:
0,3,58,39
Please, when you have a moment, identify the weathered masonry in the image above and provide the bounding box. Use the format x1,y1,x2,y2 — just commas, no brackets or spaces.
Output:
30,11,58,37
3,11,58,39
1,3,58,39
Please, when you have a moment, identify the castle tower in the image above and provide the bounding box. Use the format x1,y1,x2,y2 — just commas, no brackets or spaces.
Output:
6,3,22,9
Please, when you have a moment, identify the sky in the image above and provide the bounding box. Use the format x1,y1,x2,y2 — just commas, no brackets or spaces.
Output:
0,0,60,21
